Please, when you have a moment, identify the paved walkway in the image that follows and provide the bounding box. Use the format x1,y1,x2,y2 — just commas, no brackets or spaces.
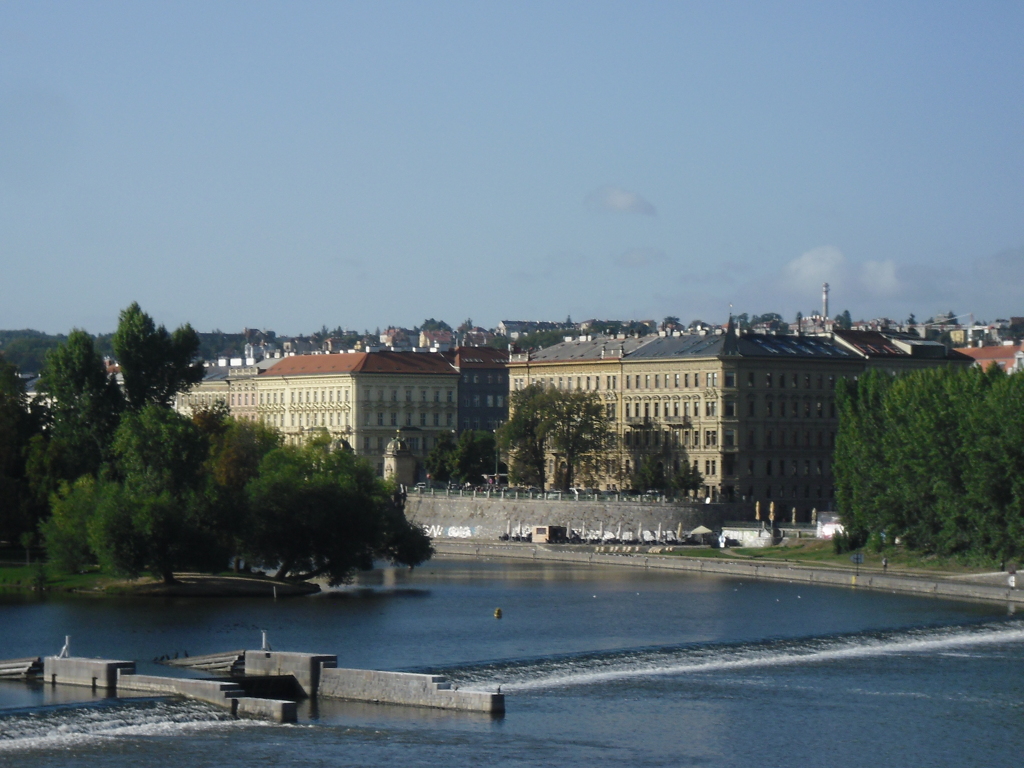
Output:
432,541,1024,607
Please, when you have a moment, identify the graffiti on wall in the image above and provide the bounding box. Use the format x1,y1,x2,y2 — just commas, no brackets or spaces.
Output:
423,524,477,539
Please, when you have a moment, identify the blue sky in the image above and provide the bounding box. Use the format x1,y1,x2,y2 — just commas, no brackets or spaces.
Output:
2,2,1023,335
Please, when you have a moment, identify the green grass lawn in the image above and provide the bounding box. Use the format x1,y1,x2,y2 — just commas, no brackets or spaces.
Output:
662,539,1000,575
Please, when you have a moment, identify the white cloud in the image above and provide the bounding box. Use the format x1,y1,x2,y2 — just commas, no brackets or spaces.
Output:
860,260,901,296
585,186,657,216
783,245,848,292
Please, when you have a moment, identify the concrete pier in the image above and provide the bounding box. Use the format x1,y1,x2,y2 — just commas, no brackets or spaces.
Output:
116,672,244,708
234,696,297,723
43,656,135,691
319,668,504,714
242,651,337,697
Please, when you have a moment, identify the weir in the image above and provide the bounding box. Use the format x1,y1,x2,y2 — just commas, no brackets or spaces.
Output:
1,644,505,723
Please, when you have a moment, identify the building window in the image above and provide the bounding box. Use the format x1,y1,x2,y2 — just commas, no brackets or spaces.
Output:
447,413,453,426
377,412,384,426
747,430,755,448
390,412,398,426
486,395,494,407
766,401,774,417
724,430,735,447
654,402,660,418
705,401,717,417
497,395,504,408
406,413,413,426
473,395,480,407
447,390,453,402
724,401,735,417
725,372,735,388
434,413,440,426
765,372,773,388
420,413,427,426
673,402,679,417
766,430,773,447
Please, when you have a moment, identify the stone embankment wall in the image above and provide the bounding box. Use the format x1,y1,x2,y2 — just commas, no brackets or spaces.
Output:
434,542,1024,606
319,668,504,714
405,494,738,540
43,657,135,690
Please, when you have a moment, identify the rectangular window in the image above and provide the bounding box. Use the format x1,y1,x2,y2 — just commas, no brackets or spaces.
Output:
684,373,690,387
635,375,640,389
645,374,650,388
363,437,370,450
747,430,755,448
748,401,755,417
497,395,504,407
377,412,384,426
625,375,631,389
673,402,679,417
748,371,755,387
486,395,494,407
447,390,453,402
654,402,660,418
766,401,774,417
725,372,735,388
433,413,440,426
724,401,735,417
420,413,427,426
446,413,453,426
654,374,660,388
390,412,397,426
765,372,773,388
724,430,735,447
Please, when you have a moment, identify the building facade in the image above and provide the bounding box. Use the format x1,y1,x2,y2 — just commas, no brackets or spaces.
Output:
254,351,459,477
508,327,971,518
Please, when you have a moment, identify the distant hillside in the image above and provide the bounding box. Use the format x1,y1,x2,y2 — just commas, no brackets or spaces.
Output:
0,328,248,374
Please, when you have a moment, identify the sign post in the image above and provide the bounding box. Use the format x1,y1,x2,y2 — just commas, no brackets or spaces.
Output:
850,552,864,575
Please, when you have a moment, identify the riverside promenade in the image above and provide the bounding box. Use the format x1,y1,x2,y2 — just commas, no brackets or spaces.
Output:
433,541,1024,607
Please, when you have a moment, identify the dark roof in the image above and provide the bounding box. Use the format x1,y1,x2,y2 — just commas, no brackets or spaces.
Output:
445,347,509,368
522,336,653,362
628,333,856,360
263,351,458,377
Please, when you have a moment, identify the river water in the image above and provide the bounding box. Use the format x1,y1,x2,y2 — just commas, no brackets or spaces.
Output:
0,558,1021,766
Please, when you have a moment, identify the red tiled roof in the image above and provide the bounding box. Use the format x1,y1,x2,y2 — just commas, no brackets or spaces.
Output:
957,345,1022,361
263,352,458,377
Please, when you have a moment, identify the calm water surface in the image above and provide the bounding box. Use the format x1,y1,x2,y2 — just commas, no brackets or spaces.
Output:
0,557,1021,767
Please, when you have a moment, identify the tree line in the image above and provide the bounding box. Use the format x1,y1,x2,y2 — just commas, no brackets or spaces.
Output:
493,383,703,494
0,303,431,584
835,366,1024,562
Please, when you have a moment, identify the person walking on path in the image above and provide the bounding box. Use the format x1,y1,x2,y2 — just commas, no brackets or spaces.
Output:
882,556,888,571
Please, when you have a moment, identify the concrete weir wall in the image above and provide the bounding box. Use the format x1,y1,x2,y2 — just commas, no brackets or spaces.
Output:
116,672,297,722
43,657,135,690
243,651,337,697
406,494,733,540
319,668,504,714
116,672,244,708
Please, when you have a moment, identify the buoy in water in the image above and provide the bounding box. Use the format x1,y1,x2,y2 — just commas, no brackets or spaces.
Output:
494,608,503,619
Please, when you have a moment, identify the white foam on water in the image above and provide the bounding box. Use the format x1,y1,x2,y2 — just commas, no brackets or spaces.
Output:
456,621,1024,693
0,699,259,753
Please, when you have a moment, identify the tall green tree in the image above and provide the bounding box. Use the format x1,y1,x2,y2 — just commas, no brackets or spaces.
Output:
244,437,432,584
545,389,611,490
497,384,550,487
33,330,123,485
424,431,457,483
113,302,204,411
0,353,40,543
451,430,497,485
88,405,225,583
498,385,611,490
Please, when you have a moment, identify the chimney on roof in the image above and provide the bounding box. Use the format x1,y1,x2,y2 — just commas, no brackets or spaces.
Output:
822,282,830,321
